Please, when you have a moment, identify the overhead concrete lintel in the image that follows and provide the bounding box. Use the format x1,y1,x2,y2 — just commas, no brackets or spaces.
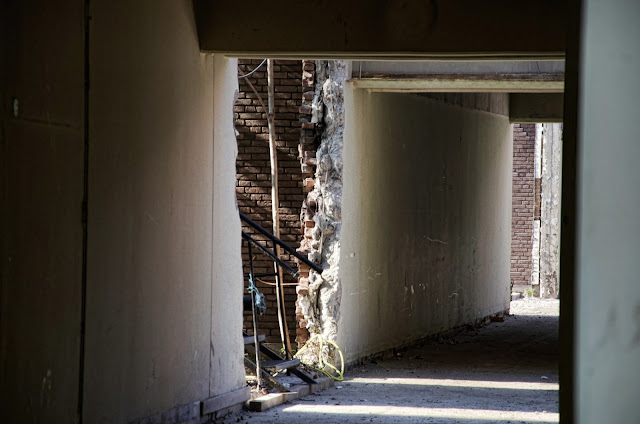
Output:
353,60,566,76
350,75,564,94
509,93,564,123
193,0,567,58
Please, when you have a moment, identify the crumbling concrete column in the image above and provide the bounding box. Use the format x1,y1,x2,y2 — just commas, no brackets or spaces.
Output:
531,124,542,289
298,61,347,345
540,123,562,298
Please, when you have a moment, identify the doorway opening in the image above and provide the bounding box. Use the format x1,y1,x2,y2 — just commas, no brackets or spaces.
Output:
231,59,563,420
511,123,563,299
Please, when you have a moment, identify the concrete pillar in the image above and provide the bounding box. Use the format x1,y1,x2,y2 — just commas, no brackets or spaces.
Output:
576,0,640,422
540,124,562,298
298,61,348,347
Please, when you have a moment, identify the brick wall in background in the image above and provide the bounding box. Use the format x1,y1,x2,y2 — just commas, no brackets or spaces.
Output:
236,59,304,347
294,60,318,347
237,63,540,339
511,123,537,288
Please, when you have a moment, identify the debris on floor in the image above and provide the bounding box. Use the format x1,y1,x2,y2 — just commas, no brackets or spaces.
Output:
222,299,559,423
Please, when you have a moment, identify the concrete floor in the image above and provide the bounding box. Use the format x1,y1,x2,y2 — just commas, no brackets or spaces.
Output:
224,298,559,424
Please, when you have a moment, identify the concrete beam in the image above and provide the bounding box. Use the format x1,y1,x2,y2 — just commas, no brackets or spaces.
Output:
510,94,564,122
193,0,567,59
351,74,564,93
354,60,565,76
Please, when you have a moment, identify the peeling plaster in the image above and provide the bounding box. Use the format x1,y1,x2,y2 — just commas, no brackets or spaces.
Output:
299,61,347,349
540,123,562,298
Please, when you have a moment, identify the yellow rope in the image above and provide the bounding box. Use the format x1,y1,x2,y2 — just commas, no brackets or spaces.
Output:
294,335,344,381
255,278,298,286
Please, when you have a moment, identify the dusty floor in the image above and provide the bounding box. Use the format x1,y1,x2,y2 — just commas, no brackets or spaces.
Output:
224,298,559,423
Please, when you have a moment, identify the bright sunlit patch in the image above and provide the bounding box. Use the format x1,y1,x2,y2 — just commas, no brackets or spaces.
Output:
348,377,558,391
282,404,559,422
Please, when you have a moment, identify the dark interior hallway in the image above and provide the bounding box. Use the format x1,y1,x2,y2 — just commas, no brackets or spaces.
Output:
3,1,639,422
223,299,559,423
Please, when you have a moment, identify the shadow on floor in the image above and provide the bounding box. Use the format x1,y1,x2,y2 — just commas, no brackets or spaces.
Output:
221,303,559,424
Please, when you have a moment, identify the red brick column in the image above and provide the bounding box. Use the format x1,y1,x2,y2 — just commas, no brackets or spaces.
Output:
511,123,537,288
294,60,318,347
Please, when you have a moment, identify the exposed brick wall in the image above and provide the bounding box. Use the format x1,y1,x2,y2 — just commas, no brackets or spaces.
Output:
511,123,537,288
235,59,304,346
295,60,318,347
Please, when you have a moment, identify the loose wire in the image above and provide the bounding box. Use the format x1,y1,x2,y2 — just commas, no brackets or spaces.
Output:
247,275,267,314
294,335,344,381
238,59,267,80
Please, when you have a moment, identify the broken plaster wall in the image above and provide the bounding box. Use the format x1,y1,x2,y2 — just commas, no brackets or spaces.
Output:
531,124,543,289
298,61,348,347
85,2,245,421
540,123,562,298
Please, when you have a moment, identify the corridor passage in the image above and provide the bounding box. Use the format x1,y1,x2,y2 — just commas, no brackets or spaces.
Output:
225,299,559,424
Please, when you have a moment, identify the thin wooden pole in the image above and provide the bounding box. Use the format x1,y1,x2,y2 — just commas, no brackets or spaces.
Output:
267,59,293,358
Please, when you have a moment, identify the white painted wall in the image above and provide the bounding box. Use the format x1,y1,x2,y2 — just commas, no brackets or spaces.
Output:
211,55,246,397
339,90,513,362
576,0,640,422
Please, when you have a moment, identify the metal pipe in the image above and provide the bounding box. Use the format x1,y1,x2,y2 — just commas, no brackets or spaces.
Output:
240,212,323,273
241,231,299,278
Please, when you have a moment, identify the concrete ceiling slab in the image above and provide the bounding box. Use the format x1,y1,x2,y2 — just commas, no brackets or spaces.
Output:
193,0,568,60
509,93,564,122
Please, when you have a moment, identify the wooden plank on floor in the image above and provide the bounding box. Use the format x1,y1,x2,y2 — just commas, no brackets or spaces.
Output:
288,366,317,385
248,377,334,412
249,393,284,412
200,386,251,416
261,358,300,370
244,357,290,393
245,332,317,384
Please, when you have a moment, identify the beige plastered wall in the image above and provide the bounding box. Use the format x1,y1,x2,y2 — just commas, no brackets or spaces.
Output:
1,2,245,422
339,89,513,362
84,2,243,422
